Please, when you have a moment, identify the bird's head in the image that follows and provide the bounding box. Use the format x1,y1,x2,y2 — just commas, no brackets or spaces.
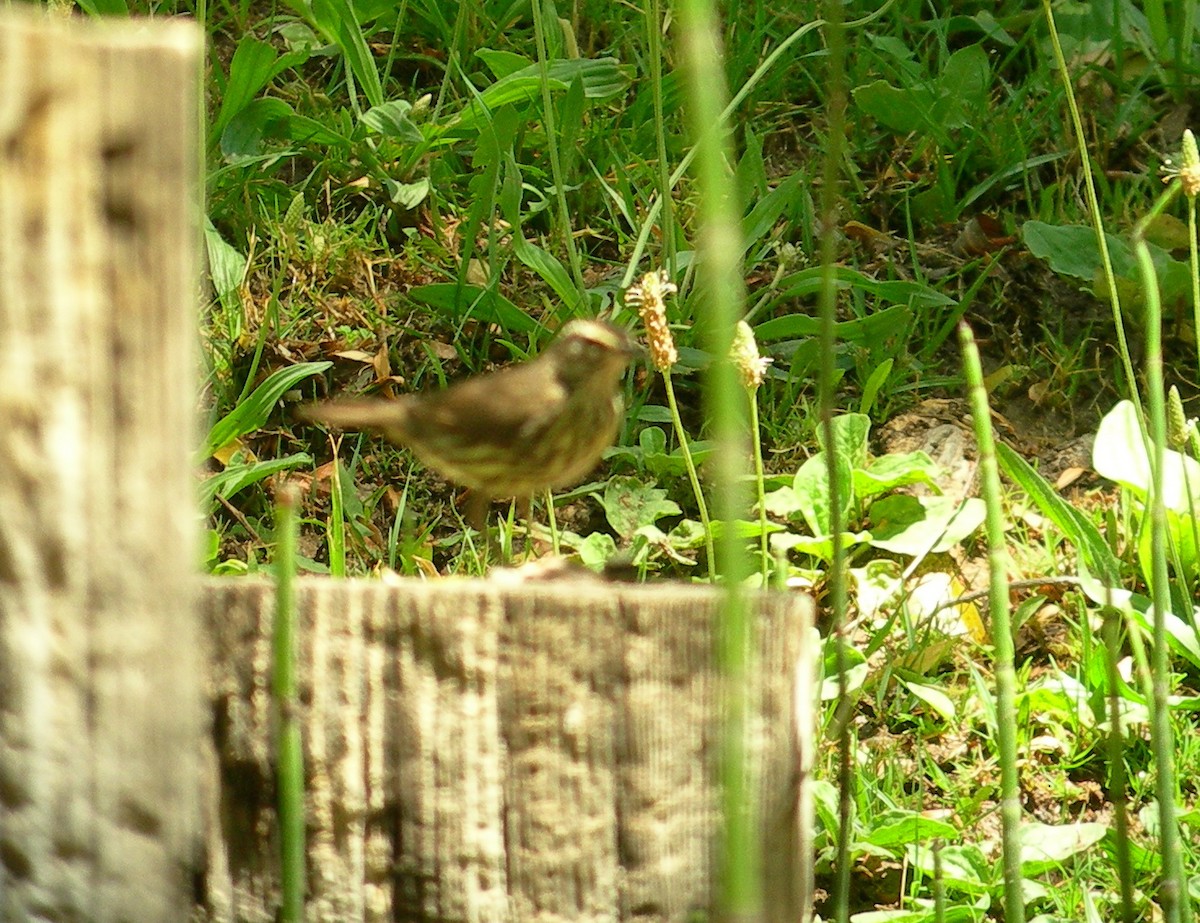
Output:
546,319,641,391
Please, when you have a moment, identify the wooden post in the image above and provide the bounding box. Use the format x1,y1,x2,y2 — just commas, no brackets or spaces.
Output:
200,578,814,923
0,11,203,922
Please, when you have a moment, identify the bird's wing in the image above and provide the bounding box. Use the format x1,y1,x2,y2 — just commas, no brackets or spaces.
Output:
405,363,569,449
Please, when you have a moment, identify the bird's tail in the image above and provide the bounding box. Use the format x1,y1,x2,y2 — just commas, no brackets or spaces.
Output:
295,398,408,435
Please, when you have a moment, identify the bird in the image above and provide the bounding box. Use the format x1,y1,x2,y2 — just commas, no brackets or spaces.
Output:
297,318,640,530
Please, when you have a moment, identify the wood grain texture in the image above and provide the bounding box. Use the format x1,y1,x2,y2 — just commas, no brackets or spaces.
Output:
0,11,203,922
199,577,815,923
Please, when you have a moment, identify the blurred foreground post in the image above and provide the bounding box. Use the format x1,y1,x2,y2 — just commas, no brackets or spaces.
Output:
0,11,203,922
201,579,815,923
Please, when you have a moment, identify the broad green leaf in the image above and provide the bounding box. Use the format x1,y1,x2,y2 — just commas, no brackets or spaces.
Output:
905,843,989,892
640,426,667,455
818,638,868,700
817,413,871,470
740,173,806,257
274,21,322,54
757,304,919,349
853,79,939,134
504,56,628,101
866,34,918,69
1023,221,1133,280
598,477,680,540
203,218,246,309
1076,573,1200,669
285,112,350,146
361,100,423,143
604,427,715,479
408,283,537,334
666,518,707,551
559,74,587,174
793,452,854,536
863,809,957,849
435,57,627,140
850,559,904,617
854,450,940,497
771,529,870,563
941,44,990,102
1093,399,1200,510
633,405,673,424
761,485,803,518
646,443,715,480
959,11,1017,46
1135,507,1200,587
213,36,279,138
899,679,957,723
1019,822,1107,872
220,97,295,159
382,177,430,209
577,531,618,572
200,453,313,510
859,358,893,418
868,495,985,555
1024,222,1189,306
202,362,331,459
759,266,955,318
514,238,578,309
475,48,532,80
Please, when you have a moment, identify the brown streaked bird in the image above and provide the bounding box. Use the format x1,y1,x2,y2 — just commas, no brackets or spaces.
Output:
298,318,640,529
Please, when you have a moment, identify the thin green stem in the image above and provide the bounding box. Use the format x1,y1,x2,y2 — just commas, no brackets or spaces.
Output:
674,0,755,914
748,391,770,585
1103,606,1136,923
959,323,1024,923
1131,234,1189,923
545,488,561,556
645,0,677,275
272,484,306,923
817,2,851,920
663,369,715,581
1043,0,1142,415
327,452,346,578
530,0,586,306
1190,197,1200,381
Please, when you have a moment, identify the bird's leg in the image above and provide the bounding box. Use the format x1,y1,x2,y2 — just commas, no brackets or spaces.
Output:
461,490,503,567
463,490,490,534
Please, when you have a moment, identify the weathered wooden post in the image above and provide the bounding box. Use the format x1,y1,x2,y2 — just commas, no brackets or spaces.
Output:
0,11,203,922
200,578,814,923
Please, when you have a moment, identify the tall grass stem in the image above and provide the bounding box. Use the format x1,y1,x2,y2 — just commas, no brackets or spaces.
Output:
530,0,586,304
816,2,851,918
1042,0,1141,415
272,484,306,922
674,0,755,913
663,370,716,581
958,322,1024,923
1131,229,1189,923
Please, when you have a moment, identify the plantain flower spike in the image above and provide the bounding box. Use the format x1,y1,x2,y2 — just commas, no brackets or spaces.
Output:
731,320,772,390
1168,385,1191,450
626,269,678,371
1179,129,1200,198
